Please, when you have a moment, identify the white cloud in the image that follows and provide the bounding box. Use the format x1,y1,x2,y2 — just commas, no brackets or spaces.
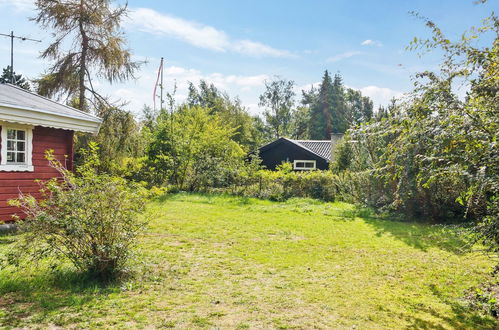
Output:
127,8,230,52
99,63,268,113
326,51,362,63
245,103,261,115
127,8,293,58
361,39,382,47
358,85,403,109
232,40,293,58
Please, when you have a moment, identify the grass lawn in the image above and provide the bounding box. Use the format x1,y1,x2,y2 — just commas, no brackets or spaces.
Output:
0,193,497,329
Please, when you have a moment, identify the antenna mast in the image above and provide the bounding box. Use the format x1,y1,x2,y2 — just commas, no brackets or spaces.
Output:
0,31,41,84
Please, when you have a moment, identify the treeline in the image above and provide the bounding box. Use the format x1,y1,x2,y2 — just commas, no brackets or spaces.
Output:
258,71,374,140
82,75,374,191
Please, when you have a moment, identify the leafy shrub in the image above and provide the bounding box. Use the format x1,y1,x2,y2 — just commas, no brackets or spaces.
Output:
223,166,348,202
146,105,246,191
8,146,148,280
465,277,499,319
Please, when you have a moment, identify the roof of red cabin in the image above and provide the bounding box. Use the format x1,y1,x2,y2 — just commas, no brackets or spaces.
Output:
0,83,102,134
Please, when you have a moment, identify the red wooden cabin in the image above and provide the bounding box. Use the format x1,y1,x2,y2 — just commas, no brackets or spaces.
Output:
0,84,101,222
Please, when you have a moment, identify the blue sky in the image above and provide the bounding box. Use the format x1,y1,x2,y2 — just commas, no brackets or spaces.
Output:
0,0,496,114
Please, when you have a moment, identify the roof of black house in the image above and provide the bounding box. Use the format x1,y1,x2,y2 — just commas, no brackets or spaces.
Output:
259,137,332,161
292,140,331,160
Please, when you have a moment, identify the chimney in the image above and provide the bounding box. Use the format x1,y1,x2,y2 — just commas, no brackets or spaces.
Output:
330,133,343,163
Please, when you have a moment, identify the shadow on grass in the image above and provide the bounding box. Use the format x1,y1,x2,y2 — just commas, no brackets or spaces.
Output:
367,218,470,254
0,225,18,245
0,266,120,327
404,284,497,329
156,192,472,255
156,191,255,207
339,206,472,255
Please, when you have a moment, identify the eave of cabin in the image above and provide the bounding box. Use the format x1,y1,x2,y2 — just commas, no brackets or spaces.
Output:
0,83,102,134
0,103,101,134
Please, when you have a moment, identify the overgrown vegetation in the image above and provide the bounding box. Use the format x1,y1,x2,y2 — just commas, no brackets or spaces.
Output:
333,12,498,255
145,105,246,190
1,0,497,325
5,147,148,280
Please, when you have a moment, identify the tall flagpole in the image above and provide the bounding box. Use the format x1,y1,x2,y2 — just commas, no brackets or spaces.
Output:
153,58,164,110
160,57,164,110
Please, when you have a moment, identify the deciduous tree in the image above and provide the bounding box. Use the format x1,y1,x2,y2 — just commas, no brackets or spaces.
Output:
259,77,295,138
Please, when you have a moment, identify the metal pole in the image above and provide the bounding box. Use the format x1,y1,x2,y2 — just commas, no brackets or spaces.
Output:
10,31,13,83
0,31,41,84
160,57,164,110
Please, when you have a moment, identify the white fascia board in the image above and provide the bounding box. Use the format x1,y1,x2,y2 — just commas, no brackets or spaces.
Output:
0,105,102,134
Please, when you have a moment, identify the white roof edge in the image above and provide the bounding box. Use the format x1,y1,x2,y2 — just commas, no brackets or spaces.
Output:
0,105,101,134
3,83,102,122
0,102,102,123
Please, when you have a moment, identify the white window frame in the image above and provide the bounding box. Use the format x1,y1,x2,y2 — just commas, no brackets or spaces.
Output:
0,122,34,172
293,159,316,171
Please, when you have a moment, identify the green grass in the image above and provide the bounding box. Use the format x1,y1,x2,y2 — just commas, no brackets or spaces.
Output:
0,193,497,329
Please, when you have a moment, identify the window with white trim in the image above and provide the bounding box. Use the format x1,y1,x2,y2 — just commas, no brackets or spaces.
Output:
293,160,316,170
0,123,34,172
6,128,27,164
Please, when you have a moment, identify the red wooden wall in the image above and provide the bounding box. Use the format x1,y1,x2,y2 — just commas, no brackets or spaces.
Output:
0,126,74,222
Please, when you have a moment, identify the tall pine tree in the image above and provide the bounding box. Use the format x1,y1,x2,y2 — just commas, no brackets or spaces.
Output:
306,71,373,139
330,73,348,134
309,70,333,139
33,0,140,111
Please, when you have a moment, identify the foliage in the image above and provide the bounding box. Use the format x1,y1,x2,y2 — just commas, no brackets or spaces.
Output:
345,88,374,125
291,106,311,139
332,11,499,261
187,80,265,150
33,0,140,111
146,105,246,190
259,77,296,138
217,166,355,202
0,65,31,90
305,71,373,139
6,147,148,280
75,105,149,174
465,277,499,319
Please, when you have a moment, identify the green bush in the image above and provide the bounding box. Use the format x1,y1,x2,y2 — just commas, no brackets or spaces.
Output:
223,166,348,202
146,105,246,191
7,146,148,280
465,278,499,319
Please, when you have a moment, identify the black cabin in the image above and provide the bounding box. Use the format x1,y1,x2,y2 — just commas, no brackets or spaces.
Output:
258,137,332,170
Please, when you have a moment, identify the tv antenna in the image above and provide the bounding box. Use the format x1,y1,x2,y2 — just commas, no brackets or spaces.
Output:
0,31,41,84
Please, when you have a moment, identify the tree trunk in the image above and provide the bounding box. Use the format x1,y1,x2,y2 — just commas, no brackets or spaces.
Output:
78,0,88,112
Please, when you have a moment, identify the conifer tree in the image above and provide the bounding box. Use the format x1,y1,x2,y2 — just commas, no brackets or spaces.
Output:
309,70,333,139
330,73,348,134
33,0,140,111
0,66,31,90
